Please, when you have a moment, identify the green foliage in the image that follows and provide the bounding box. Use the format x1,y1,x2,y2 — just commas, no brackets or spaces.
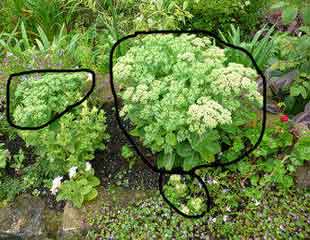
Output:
176,0,269,33
270,0,310,25
132,0,192,30
57,172,100,208
220,24,277,70
290,134,310,167
12,72,90,127
0,143,9,170
0,0,95,40
163,174,207,215
10,149,25,170
271,31,310,114
121,145,136,169
85,187,310,239
115,34,262,171
0,23,111,74
11,71,108,186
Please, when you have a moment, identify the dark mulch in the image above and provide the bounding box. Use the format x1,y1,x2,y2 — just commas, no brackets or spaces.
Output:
92,102,158,190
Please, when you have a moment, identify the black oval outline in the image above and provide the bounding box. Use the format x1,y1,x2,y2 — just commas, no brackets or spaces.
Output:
6,69,96,130
159,172,211,219
109,30,267,218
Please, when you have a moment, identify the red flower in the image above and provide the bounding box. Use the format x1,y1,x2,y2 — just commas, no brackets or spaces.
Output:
280,114,289,122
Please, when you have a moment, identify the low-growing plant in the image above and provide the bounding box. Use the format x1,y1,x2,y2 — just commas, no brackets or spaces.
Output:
114,34,262,171
56,167,100,208
121,144,137,169
0,143,9,172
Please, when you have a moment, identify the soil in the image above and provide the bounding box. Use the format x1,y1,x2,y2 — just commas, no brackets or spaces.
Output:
92,102,158,190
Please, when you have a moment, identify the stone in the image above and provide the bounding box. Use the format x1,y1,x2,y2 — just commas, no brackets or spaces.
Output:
0,194,45,238
296,161,310,188
62,202,84,233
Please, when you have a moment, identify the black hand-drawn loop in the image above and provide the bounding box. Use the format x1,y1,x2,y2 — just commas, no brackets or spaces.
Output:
109,30,267,218
6,69,96,130
159,171,211,219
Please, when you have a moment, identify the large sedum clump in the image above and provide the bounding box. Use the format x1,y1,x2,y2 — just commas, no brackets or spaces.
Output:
114,34,262,171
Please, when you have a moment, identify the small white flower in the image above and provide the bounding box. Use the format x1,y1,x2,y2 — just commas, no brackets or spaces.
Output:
68,166,78,179
209,217,217,223
87,73,93,82
223,215,228,222
226,206,231,212
50,176,63,195
85,162,92,171
207,177,218,185
254,199,260,206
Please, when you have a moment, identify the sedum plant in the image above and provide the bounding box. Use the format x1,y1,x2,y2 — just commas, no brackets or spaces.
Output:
114,34,262,171
12,73,108,191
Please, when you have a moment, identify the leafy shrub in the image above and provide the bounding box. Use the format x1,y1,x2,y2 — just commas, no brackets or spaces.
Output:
176,0,269,33
132,0,193,30
11,72,91,127
269,0,310,27
12,72,108,189
114,34,262,171
269,31,310,115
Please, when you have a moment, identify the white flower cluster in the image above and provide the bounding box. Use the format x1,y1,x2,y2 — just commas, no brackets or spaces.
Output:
188,97,232,134
114,34,262,154
50,162,92,195
209,63,262,109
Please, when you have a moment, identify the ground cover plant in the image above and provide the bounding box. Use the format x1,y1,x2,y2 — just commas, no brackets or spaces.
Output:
0,0,309,238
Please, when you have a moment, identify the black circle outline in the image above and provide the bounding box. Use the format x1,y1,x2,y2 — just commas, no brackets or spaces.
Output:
109,30,267,218
159,172,211,218
6,69,96,130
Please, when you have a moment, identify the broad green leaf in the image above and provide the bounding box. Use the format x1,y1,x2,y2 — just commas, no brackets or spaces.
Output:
176,142,193,157
302,6,310,25
183,152,201,171
85,189,98,201
164,152,176,170
156,152,175,170
270,1,287,9
81,185,92,195
166,132,177,146
130,127,143,137
73,193,84,208
282,6,298,25
87,175,100,187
